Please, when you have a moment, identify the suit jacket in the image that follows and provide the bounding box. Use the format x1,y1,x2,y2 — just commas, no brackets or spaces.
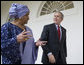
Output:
40,23,67,64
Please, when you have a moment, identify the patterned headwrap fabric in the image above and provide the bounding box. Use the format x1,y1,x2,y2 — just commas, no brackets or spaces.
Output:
9,3,29,19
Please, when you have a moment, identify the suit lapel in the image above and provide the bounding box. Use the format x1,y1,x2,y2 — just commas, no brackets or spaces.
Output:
51,23,65,43
52,23,59,43
53,24,65,43
60,26,64,43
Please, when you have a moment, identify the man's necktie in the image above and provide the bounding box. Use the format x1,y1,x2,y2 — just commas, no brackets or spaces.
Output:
58,25,60,40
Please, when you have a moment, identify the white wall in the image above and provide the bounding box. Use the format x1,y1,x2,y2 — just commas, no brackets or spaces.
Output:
1,1,83,64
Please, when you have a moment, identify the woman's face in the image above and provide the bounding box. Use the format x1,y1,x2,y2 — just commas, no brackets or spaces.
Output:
20,12,29,24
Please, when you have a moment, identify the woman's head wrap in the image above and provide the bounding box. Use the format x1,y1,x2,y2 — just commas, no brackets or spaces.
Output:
9,3,29,19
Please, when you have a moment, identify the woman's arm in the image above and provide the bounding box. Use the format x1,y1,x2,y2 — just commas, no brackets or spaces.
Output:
1,24,18,49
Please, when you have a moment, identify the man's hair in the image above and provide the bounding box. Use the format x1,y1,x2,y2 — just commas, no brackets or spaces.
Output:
54,11,64,19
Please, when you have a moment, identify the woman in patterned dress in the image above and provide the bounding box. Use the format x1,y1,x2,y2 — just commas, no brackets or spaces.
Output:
1,3,47,64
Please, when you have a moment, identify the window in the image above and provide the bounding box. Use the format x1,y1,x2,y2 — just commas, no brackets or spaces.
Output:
40,1,74,16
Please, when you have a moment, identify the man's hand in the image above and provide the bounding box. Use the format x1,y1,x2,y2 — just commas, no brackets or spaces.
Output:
48,54,56,64
36,40,47,46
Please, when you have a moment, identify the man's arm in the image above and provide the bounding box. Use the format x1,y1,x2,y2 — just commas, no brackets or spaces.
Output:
40,25,51,54
64,30,67,57
40,25,56,64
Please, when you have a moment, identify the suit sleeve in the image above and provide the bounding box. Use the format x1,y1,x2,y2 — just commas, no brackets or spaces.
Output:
64,30,67,57
40,26,51,54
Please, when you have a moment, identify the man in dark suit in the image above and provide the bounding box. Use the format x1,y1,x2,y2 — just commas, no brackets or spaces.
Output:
40,12,67,64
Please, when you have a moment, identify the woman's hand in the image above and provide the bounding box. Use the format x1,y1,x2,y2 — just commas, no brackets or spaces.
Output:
17,30,32,43
36,40,47,46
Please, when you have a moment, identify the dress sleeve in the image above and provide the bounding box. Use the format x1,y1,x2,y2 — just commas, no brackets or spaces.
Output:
1,24,18,50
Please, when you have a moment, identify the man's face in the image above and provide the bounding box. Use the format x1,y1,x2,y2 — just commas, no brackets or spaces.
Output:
53,12,63,25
